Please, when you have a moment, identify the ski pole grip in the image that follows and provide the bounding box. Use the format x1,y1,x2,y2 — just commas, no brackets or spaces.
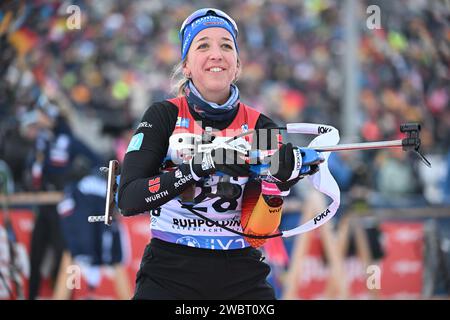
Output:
400,123,420,133
400,123,420,151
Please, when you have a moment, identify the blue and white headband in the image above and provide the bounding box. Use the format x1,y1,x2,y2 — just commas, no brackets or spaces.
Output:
179,8,239,60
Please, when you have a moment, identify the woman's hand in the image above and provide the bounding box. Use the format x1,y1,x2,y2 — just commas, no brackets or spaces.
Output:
262,143,324,196
190,147,251,179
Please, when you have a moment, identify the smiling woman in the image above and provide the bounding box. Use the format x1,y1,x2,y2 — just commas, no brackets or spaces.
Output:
183,28,240,103
117,7,323,300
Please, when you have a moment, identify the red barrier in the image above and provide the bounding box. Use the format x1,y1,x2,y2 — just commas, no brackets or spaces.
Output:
1,210,424,299
379,222,423,298
296,222,424,299
0,209,150,300
0,210,35,299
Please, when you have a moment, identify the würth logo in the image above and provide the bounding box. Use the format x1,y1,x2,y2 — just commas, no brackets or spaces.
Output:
148,178,161,193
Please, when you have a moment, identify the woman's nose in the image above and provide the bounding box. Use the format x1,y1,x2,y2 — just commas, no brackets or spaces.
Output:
208,44,223,60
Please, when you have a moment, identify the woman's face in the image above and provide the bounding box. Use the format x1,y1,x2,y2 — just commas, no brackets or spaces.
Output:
183,27,240,104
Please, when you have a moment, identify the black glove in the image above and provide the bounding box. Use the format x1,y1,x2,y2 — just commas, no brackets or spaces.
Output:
269,143,324,182
262,143,324,196
190,147,251,179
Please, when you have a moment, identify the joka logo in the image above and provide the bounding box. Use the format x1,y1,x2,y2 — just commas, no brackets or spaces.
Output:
176,117,190,128
148,178,160,193
314,208,331,224
318,126,332,134
241,123,249,133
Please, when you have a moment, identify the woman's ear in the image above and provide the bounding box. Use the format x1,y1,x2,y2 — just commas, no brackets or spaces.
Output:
234,59,242,82
182,61,191,78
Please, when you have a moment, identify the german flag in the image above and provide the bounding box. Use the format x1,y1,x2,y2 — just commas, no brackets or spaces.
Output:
8,27,38,56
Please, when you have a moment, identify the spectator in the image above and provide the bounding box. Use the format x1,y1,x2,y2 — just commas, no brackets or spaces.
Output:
20,98,102,299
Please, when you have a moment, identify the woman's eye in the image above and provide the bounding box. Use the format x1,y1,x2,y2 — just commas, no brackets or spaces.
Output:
222,44,233,49
198,43,208,49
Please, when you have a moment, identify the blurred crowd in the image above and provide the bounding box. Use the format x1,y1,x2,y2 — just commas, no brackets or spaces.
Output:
0,0,449,207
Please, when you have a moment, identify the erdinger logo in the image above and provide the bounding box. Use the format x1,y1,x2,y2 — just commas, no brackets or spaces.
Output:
318,126,332,134
204,21,225,26
192,16,224,28
176,236,200,248
314,208,330,224
148,178,160,193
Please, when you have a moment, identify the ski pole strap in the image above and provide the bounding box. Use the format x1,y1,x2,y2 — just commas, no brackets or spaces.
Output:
281,123,341,237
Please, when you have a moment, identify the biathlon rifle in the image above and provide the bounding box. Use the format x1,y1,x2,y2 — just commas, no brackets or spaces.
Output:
88,122,430,228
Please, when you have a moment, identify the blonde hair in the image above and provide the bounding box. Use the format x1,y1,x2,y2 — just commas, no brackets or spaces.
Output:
170,58,242,97
170,59,189,97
